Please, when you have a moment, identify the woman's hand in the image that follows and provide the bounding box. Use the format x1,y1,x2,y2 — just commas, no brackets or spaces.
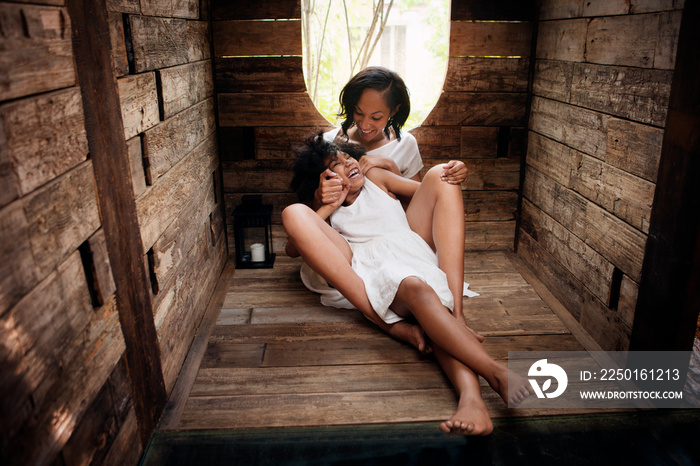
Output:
314,169,345,206
440,160,467,184
359,155,401,177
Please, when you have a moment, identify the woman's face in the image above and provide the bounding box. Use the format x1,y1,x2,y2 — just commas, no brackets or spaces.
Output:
325,151,364,194
352,88,396,145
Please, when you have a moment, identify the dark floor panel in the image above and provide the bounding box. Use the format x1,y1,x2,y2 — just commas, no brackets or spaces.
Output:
142,410,700,465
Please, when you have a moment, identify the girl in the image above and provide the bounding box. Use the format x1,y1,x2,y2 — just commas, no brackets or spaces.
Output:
283,134,530,435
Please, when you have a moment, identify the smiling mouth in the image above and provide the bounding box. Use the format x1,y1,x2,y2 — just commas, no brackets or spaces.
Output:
348,168,360,179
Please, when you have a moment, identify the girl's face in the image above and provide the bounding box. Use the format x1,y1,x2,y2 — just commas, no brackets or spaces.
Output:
352,88,397,145
326,151,364,194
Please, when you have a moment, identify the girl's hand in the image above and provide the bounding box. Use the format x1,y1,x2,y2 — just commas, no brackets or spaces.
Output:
359,155,401,177
440,160,467,184
315,169,344,206
315,169,348,220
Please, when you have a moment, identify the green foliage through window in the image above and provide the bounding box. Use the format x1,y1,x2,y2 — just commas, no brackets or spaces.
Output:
302,0,450,129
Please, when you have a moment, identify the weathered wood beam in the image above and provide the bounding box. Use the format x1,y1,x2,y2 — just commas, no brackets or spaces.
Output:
631,2,700,352
66,0,166,446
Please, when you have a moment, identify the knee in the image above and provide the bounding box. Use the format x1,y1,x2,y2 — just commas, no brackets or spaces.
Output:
424,165,459,192
281,203,313,232
402,277,434,303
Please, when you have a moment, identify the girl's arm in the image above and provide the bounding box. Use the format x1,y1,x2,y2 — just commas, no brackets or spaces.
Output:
366,166,421,199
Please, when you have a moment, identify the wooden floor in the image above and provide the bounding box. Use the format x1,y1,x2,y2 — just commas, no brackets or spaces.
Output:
158,251,608,432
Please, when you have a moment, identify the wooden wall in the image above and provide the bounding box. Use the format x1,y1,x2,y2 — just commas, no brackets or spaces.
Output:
216,0,535,254
517,0,685,350
0,0,225,464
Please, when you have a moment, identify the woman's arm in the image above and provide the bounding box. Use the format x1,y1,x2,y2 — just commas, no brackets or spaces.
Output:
359,155,401,177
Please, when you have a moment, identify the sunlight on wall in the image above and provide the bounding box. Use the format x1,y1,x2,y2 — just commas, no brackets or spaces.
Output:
302,0,450,129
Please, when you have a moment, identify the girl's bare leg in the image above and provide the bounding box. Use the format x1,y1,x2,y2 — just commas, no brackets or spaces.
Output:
433,345,493,435
391,277,531,406
282,204,427,351
405,165,466,319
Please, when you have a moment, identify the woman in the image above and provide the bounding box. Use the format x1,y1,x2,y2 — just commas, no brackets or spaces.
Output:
284,134,531,434
304,66,469,312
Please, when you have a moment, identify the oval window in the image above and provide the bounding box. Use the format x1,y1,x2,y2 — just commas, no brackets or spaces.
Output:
302,0,450,129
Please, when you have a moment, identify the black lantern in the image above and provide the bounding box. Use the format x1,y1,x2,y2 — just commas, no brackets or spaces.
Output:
233,195,275,269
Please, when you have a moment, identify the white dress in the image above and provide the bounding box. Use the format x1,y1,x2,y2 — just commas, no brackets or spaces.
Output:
328,179,454,323
300,127,478,316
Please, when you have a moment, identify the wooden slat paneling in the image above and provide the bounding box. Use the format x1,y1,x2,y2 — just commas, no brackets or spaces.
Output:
159,60,214,119
450,21,533,57
218,93,328,127
0,3,76,102
129,15,189,72
213,20,302,57
443,57,530,92
424,92,527,126
215,57,306,93
451,0,536,21
211,0,301,20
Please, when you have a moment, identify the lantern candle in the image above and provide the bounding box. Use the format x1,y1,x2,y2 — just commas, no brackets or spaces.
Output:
250,243,265,262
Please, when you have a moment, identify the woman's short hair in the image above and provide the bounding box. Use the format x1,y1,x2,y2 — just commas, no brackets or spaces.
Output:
290,131,366,204
338,66,411,141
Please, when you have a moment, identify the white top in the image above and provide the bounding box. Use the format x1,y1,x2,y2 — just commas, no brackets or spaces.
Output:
324,127,424,179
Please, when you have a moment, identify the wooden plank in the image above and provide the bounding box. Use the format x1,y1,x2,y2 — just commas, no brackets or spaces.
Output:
582,0,629,16
23,161,100,277
618,275,638,328
191,363,447,397
186,20,211,63
211,0,301,20
451,0,535,21
524,167,647,281
68,0,166,447
106,0,140,13
13,295,126,466
85,228,117,306
537,0,586,20
529,96,609,160
464,221,515,251
533,59,574,102
218,93,328,127
143,98,216,183
0,251,93,435
222,159,294,193
140,0,199,18
0,3,76,101
118,72,159,140
213,20,302,57
129,15,188,73
606,117,664,182
585,12,681,70
460,126,500,158
409,126,460,160
443,57,530,93
526,132,574,188
423,158,520,191
159,60,214,119
570,152,655,233
158,227,227,392
157,259,236,430
535,19,587,62
449,21,533,58
224,192,296,225
0,201,39,315
520,199,615,305
108,12,129,77
137,133,218,251
102,408,143,466
463,191,518,222
423,92,527,126
0,141,20,208
254,126,334,159
570,63,673,126
215,56,306,93
0,87,89,196
127,136,147,198
631,0,700,352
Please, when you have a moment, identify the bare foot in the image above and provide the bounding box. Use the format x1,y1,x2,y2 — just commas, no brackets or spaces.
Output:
389,322,432,355
491,366,532,407
439,396,493,436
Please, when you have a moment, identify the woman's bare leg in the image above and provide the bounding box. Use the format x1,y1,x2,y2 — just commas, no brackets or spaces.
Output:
433,345,493,435
391,277,530,406
405,165,466,318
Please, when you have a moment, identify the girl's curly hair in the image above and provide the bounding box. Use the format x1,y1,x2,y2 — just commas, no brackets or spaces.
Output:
290,131,366,204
